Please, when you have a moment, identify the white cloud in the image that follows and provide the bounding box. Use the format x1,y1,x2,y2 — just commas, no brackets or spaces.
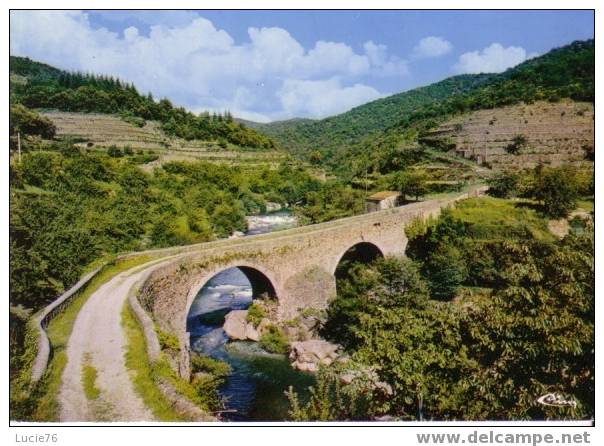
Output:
278,78,384,118
364,41,409,76
412,36,453,58
453,43,529,74
10,10,406,120
92,10,201,27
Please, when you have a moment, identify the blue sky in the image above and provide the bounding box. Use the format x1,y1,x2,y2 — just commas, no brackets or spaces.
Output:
10,10,594,122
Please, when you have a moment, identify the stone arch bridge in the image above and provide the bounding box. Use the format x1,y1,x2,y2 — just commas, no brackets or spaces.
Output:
138,188,485,377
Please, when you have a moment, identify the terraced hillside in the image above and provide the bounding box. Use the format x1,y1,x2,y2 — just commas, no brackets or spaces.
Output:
423,100,594,170
43,112,288,168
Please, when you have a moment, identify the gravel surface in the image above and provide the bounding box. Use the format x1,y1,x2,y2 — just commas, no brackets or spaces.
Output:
59,259,172,422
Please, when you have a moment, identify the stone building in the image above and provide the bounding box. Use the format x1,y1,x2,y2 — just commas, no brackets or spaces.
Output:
366,191,402,213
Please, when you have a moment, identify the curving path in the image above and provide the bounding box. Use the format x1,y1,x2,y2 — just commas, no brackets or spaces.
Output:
58,258,176,422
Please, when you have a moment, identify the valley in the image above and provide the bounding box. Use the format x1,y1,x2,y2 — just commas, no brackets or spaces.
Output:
9,36,594,423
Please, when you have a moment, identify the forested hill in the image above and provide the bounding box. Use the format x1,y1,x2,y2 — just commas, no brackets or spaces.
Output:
9,56,276,150
257,39,594,166
389,39,594,132
253,73,495,159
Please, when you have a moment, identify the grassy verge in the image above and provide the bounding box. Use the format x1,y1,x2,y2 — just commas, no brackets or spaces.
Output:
9,319,42,420
20,254,157,421
81,354,101,400
447,196,554,241
121,302,185,421
576,197,594,212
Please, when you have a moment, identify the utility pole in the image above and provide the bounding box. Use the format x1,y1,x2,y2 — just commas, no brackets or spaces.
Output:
17,131,22,164
364,166,368,213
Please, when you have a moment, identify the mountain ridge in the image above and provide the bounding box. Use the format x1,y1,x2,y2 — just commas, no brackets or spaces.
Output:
252,39,594,170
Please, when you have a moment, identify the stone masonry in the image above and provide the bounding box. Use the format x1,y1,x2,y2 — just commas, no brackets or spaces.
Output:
137,187,486,378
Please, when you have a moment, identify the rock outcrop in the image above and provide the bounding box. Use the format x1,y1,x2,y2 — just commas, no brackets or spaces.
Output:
223,309,272,342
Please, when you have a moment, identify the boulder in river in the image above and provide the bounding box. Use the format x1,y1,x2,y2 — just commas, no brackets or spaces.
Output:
223,310,248,340
223,310,271,342
265,202,282,212
244,323,260,341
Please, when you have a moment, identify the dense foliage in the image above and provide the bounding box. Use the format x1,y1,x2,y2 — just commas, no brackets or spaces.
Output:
293,181,366,224
291,198,593,421
487,165,593,218
10,56,276,150
9,145,321,312
10,104,56,140
407,197,555,299
254,74,494,160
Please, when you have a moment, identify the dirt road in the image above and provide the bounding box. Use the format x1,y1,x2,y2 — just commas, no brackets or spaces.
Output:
58,258,173,422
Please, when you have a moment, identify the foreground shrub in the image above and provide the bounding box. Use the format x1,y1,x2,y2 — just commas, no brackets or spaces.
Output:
259,325,289,354
190,353,231,379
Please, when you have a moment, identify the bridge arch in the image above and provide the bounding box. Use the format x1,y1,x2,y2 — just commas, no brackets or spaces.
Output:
332,241,385,281
183,261,281,332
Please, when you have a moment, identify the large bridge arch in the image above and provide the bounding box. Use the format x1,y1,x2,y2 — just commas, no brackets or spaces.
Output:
183,260,282,333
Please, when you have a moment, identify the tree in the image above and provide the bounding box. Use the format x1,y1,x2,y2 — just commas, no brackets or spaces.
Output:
10,104,56,140
505,134,528,155
107,145,123,158
458,234,594,420
312,256,471,420
391,170,428,201
323,256,429,351
421,244,468,300
532,166,579,218
309,150,323,165
487,171,520,198
406,170,429,201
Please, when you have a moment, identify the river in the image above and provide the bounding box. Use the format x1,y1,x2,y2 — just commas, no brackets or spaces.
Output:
186,211,315,421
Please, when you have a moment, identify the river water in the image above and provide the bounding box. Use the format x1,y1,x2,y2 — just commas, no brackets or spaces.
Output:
186,211,315,421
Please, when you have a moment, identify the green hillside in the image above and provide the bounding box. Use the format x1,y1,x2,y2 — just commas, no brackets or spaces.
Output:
255,73,494,159
10,56,276,150
258,39,594,174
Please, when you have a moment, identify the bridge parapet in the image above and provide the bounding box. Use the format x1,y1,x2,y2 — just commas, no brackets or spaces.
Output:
137,186,487,378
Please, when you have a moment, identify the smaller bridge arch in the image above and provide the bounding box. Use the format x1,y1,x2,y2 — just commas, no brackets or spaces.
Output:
330,241,385,279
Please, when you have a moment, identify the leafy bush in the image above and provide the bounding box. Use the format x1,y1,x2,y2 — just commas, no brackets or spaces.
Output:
323,256,429,349
505,134,528,155
10,104,56,140
487,171,520,198
157,329,179,351
107,145,123,157
190,353,231,379
259,325,289,354
246,302,266,327
287,364,381,421
120,113,146,128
